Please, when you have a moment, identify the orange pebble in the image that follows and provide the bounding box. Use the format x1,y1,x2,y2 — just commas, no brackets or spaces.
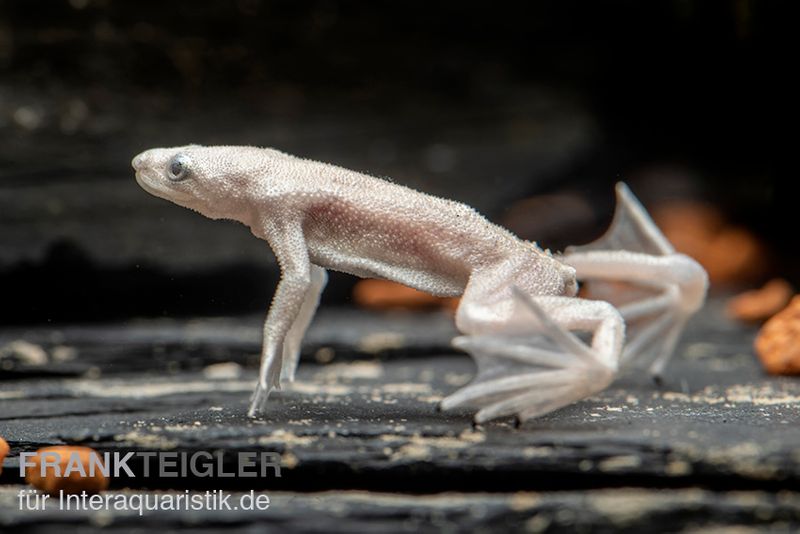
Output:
755,296,800,375
653,201,766,285
652,201,725,253
24,446,109,495
726,278,794,323
353,279,451,311
0,437,9,474
704,227,766,285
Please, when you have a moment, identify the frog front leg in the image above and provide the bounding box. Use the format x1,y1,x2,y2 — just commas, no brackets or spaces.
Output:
280,264,327,383
248,220,316,417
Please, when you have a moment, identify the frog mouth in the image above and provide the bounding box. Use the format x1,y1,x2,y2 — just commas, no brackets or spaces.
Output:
135,171,183,198
135,171,167,198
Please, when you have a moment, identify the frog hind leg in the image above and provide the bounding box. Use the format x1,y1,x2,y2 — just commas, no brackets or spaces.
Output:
441,287,623,424
562,182,708,378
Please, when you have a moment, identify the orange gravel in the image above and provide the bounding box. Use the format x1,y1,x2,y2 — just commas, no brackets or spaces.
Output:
754,296,800,375
726,278,794,323
353,279,458,311
0,437,9,475
24,446,109,495
653,201,766,285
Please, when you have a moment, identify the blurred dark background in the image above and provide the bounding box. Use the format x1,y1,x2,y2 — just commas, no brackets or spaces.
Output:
0,0,796,324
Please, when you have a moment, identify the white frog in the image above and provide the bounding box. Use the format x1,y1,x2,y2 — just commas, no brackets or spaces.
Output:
132,145,708,424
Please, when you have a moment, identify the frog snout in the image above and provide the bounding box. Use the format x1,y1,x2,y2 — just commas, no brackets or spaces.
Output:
132,151,153,172
131,154,143,170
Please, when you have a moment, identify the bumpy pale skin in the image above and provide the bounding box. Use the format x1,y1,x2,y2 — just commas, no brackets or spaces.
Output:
132,145,708,423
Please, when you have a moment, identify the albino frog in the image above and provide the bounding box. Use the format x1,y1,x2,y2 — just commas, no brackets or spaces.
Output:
133,145,707,424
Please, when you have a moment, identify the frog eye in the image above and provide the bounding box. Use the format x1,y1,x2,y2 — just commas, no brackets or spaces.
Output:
167,154,191,181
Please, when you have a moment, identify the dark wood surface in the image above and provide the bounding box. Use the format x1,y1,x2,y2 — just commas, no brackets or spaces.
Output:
1,299,799,532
